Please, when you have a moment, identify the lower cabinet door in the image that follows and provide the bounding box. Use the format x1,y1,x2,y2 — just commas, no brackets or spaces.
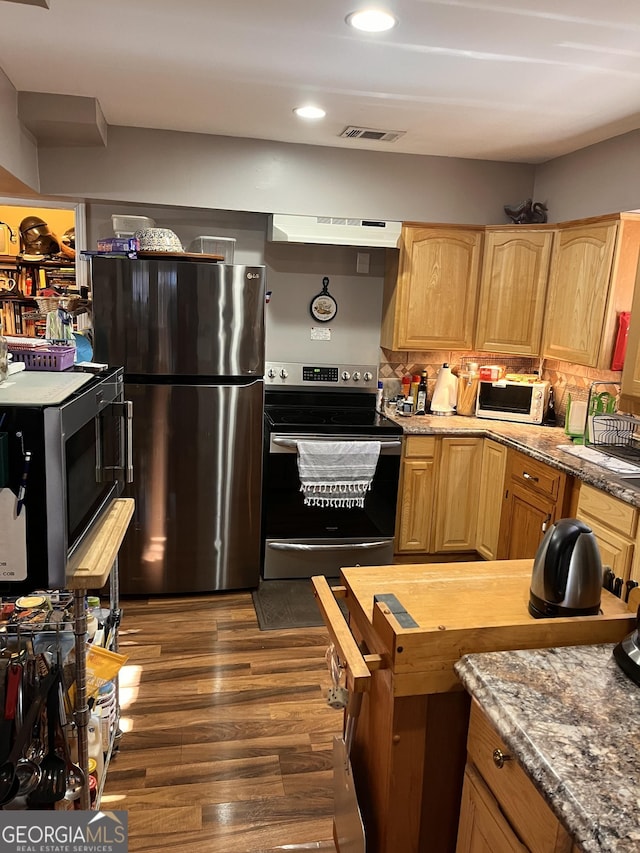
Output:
476,439,508,560
433,437,482,552
396,458,436,552
577,517,634,582
456,765,527,853
498,483,555,559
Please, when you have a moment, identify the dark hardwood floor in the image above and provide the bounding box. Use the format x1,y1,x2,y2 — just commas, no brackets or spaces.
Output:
102,593,340,852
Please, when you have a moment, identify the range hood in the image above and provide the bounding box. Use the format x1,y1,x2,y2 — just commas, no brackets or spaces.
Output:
268,214,401,248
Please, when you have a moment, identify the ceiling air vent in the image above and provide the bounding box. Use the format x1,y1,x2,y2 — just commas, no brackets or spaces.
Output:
340,126,406,143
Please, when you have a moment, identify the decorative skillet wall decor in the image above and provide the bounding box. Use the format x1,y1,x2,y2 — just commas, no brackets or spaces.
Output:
310,276,338,323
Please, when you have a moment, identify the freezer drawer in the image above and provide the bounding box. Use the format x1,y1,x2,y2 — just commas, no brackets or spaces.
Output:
120,380,263,593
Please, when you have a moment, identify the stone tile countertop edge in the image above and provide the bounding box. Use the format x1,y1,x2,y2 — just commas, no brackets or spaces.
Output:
454,644,640,853
386,409,640,508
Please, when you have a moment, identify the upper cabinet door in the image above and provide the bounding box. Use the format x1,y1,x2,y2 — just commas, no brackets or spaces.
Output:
475,228,554,356
543,215,640,369
381,225,483,350
542,220,620,367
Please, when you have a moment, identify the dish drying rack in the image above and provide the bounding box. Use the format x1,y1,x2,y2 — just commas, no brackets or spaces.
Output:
587,412,640,463
582,381,640,465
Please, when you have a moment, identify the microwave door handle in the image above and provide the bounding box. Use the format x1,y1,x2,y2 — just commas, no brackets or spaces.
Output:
121,400,134,483
95,400,134,483
95,412,105,483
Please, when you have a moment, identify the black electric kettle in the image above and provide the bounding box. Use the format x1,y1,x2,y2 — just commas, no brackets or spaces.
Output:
528,518,602,618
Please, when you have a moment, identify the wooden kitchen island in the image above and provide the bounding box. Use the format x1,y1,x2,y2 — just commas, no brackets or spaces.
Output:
313,560,636,853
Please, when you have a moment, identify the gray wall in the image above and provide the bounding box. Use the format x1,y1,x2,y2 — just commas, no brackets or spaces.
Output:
0,68,39,194
264,242,385,366
37,125,535,225
534,130,640,223
86,202,266,265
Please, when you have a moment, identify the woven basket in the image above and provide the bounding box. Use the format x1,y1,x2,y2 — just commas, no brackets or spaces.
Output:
34,296,83,313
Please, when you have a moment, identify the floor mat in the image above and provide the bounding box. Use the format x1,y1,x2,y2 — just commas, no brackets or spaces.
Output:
252,577,345,630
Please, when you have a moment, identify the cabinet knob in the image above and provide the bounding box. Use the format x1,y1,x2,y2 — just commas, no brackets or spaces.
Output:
492,748,512,769
522,472,539,482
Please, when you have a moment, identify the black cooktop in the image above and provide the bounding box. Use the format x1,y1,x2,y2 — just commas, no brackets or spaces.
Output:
265,406,402,435
264,389,402,436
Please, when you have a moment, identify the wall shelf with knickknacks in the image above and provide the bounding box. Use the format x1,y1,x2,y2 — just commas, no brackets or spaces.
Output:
0,200,89,338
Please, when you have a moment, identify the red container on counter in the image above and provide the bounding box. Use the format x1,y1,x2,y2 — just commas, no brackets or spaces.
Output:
478,364,505,381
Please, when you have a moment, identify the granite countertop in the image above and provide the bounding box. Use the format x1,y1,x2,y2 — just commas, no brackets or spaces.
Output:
385,408,640,508
455,644,640,852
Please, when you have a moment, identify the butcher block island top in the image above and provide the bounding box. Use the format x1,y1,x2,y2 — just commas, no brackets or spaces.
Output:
333,559,634,694
313,560,636,853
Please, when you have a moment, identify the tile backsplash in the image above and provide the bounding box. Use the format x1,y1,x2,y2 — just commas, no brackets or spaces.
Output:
379,347,623,423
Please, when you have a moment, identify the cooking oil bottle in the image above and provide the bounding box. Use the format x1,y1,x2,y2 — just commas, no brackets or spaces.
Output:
416,370,428,415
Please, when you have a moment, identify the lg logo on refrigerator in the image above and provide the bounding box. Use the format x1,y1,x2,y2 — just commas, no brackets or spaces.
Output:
246,272,260,279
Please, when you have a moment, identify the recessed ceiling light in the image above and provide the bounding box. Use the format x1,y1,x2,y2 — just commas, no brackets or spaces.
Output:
294,105,326,120
346,9,397,32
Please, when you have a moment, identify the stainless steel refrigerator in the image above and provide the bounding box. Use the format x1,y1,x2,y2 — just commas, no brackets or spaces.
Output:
91,256,265,594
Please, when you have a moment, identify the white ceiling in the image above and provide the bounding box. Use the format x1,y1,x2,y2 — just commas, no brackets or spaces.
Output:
1,0,640,164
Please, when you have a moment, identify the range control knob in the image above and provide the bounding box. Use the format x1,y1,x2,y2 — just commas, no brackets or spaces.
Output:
341,371,351,381
363,372,373,382
352,372,361,381
279,369,289,379
267,368,276,379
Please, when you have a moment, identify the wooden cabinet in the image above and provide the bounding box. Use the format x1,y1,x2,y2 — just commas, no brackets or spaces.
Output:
498,450,569,559
475,227,554,356
314,564,632,853
457,702,573,853
457,765,527,852
396,435,481,556
381,224,483,351
396,436,437,553
542,214,640,368
476,439,508,560
433,437,482,552
576,483,638,583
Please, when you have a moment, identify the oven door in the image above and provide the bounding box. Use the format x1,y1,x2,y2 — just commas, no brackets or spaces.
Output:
262,433,401,579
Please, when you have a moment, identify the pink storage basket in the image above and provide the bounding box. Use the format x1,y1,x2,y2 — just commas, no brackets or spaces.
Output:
9,344,75,372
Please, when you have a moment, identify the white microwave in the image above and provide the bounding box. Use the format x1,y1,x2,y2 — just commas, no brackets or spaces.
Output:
476,379,550,424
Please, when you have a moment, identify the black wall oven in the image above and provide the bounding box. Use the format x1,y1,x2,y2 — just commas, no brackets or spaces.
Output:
262,363,402,579
0,367,132,594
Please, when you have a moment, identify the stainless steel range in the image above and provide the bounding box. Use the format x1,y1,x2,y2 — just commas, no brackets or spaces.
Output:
262,362,403,579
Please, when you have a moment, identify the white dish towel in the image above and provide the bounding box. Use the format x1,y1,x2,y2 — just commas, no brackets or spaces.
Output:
296,440,381,508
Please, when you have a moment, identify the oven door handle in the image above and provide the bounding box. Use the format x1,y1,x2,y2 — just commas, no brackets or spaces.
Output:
271,438,401,450
268,541,392,552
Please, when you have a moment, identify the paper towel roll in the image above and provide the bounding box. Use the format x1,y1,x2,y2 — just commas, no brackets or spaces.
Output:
431,364,457,415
